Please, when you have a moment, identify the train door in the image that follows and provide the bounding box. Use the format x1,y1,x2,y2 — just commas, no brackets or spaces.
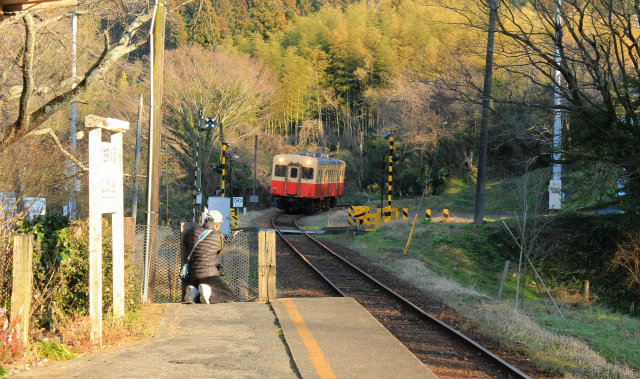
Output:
284,164,301,196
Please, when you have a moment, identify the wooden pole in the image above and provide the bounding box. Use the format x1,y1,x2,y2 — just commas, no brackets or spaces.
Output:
258,230,276,302
10,233,33,345
143,0,166,303
131,95,143,221
123,216,136,252
584,280,590,304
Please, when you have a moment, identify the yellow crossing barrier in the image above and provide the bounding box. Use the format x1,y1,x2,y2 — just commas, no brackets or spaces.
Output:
348,206,370,229
230,208,238,228
362,212,379,231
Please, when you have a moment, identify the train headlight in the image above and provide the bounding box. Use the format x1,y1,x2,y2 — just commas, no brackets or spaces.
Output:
278,157,284,162
306,159,311,165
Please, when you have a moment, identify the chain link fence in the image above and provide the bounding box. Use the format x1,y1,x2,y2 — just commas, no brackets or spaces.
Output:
134,225,259,303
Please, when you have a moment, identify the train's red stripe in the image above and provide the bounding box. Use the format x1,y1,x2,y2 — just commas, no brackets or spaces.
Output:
270,180,343,198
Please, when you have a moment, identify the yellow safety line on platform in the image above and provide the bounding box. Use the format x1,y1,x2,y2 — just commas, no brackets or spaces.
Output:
282,298,336,379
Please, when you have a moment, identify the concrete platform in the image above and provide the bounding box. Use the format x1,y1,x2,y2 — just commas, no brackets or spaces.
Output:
272,297,436,379
12,298,436,379
12,303,299,379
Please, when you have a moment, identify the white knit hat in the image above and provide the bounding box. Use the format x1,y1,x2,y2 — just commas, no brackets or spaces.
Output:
206,209,223,223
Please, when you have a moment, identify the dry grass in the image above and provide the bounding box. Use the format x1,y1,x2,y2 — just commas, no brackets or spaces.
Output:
376,257,639,378
298,209,349,229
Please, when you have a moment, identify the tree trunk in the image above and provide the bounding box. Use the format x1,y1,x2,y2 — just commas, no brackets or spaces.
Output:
474,0,497,225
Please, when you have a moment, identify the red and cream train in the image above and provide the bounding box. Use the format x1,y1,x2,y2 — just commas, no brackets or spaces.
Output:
270,152,346,213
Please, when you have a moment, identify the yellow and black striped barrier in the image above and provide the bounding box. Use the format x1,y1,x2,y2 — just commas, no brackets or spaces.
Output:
362,212,379,231
377,206,400,223
348,206,355,227
443,208,450,223
348,206,370,229
349,205,412,231
230,208,238,228
425,209,431,222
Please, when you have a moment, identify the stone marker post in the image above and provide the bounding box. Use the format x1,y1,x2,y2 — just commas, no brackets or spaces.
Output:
87,115,128,345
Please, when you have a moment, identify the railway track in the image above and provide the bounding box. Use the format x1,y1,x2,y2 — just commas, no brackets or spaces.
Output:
272,212,534,379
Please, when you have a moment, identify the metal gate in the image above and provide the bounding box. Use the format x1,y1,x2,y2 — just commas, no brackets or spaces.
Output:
134,225,259,303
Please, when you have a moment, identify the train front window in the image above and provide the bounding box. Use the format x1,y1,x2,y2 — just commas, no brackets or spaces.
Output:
274,165,286,177
302,167,314,180
290,167,299,178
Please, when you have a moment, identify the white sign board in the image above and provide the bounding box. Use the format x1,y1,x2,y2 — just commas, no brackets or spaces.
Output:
233,196,243,208
207,196,231,235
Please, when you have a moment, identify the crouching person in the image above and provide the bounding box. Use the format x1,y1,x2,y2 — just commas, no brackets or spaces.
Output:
182,209,235,304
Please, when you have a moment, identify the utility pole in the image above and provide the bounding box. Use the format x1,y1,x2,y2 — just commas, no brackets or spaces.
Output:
68,9,78,220
549,0,563,210
473,0,497,225
220,122,226,197
193,104,203,222
253,135,257,197
143,0,166,303
131,95,143,220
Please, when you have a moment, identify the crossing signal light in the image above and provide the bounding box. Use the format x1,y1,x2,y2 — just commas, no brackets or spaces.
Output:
204,117,216,129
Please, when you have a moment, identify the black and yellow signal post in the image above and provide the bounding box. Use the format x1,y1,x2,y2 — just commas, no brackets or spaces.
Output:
229,207,238,228
212,120,228,198
383,133,395,223
220,141,227,197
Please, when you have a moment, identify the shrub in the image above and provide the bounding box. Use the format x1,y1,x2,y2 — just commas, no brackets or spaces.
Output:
0,308,24,365
14,213,140,334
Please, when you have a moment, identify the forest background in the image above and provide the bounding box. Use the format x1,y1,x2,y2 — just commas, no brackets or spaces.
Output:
2,0,640,220
1,0,640,374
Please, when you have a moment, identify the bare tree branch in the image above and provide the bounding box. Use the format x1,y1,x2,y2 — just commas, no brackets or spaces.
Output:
0,3,153,152
27,127,88,171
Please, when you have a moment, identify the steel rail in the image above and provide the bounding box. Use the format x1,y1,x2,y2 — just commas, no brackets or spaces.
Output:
289,217,532,379
271,214,345,297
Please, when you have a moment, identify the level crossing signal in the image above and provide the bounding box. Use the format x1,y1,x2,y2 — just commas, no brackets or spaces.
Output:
204,117,216,129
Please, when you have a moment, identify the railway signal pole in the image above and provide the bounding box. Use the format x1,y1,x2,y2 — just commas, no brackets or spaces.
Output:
221,140,227,197
192,113,215,222
549,0,563,210
383,133,395,221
